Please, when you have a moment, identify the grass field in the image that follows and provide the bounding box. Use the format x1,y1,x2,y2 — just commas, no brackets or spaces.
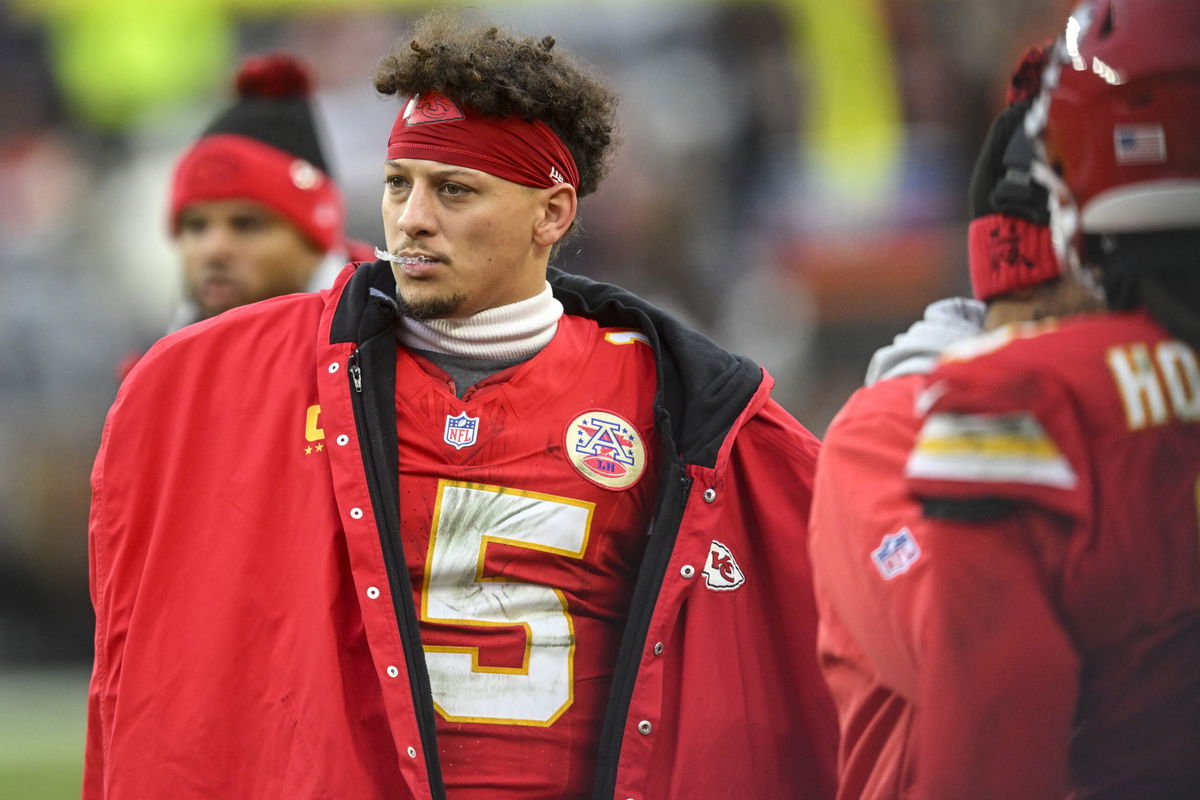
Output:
0,667,87,799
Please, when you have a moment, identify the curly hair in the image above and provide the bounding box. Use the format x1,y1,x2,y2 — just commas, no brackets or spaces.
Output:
373,12,619,198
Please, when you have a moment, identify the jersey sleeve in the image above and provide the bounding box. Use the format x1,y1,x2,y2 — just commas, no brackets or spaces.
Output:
811,374,1083,799
909,508,1080,800
810,377,929,698
904,354,1092,522
900,343,1088,797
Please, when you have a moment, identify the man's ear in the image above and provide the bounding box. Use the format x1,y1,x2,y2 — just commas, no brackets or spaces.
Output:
533,183,578,247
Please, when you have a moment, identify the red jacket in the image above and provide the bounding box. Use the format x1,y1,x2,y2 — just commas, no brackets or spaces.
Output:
86,261,837,799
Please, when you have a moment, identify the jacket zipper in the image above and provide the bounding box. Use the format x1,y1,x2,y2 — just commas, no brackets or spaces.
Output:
349,351,363,393
592,464,692,798
347,347,446,799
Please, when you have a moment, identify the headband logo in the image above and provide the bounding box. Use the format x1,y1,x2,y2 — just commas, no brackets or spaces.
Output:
404,92,465,127
549,166,566,184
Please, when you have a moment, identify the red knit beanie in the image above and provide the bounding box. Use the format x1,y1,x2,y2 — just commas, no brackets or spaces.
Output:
169,54,344,252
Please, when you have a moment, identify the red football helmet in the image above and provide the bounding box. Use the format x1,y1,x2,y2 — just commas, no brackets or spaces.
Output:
1027,0,1200,271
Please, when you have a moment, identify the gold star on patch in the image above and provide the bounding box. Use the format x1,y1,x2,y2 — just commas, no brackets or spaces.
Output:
315,443,324,452
304,446,313,455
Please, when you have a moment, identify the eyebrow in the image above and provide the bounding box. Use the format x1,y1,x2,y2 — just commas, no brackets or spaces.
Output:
384,161,482,181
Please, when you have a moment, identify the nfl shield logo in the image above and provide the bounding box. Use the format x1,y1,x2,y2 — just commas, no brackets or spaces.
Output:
871,526,921,580
443,411,479,450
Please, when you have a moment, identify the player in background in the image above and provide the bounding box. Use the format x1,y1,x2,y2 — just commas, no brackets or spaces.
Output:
899,0,1199,796
168,52,374,330
85,13,837,800
808,43,1106,799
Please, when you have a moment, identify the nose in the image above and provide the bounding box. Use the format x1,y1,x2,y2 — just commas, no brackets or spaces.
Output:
392,185,438,240
186,221,236,266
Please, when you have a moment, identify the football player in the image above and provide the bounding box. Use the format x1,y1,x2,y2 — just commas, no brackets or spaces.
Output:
85,13,838,799
809,42,1106,799
169,53,374,329
900,1,1199,796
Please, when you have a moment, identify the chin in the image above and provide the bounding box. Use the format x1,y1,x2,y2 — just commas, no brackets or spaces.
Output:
396,288,467,321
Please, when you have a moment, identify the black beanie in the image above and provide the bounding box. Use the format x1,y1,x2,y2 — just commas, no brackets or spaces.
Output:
968,98,1048,225
966,46,1061,301
200,54,330,174
169,53,344,252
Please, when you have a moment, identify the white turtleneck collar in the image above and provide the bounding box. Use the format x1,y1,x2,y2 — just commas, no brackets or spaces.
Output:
397,282,564,360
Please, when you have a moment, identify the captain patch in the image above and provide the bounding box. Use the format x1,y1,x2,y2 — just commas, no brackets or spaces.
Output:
565,410,646,490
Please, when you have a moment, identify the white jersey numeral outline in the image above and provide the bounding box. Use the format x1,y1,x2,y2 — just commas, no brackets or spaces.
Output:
421,480,594,726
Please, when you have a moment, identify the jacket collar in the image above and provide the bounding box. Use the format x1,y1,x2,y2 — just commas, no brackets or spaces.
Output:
327,260,765,468
546,267,764,468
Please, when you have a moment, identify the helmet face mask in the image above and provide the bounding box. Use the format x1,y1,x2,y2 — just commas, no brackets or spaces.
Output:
1029,153,1101,295
1028,0,1200,278
1026,58,1103,298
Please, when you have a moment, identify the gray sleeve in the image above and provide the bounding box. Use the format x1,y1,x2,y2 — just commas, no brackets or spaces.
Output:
864,297,986,386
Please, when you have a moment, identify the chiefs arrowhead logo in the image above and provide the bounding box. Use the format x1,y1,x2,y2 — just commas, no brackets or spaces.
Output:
403,92,465,126
703,540,745,591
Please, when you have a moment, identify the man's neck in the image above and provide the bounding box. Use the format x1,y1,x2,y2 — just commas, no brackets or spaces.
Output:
397,282,563,360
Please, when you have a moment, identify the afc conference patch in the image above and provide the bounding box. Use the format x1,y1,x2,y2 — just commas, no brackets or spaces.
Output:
564,410,646,490
871,526,921,580
443,411,479,450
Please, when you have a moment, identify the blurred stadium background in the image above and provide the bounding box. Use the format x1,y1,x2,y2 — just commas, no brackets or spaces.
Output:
0,0,1070,795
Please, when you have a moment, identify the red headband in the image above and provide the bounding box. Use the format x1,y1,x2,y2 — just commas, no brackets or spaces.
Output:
170,134,344,252
967,213,1060,301
387,92,579,190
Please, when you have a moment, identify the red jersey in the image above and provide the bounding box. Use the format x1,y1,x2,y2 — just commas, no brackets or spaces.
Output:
901,311,1200,799
809,375,926,799
396,315,658,798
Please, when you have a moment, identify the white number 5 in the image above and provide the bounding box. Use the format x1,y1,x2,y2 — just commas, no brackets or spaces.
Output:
421,480,594,726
